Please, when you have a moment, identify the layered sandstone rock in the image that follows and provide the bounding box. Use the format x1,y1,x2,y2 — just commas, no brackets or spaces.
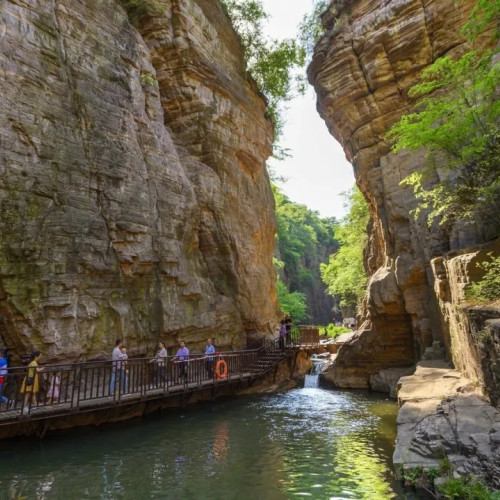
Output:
309,0,499,390
0,0,277,362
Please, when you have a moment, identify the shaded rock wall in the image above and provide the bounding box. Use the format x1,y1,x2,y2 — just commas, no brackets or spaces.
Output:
309,0,499,389
0,0,277,362
433,238,500,405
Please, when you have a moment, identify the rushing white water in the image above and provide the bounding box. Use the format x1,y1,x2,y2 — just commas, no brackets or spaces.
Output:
303,355,326,388
304,373,319,388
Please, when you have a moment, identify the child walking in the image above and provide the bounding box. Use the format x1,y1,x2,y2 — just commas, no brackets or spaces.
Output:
120,347,129,393
46,371,61,405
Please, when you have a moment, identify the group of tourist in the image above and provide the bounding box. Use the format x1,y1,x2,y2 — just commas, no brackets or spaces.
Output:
1,318,294,409
0,349,53,414
0,338,219,412
108,338,217,393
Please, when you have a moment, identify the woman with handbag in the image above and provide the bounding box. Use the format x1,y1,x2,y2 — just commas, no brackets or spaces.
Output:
20,351,44,414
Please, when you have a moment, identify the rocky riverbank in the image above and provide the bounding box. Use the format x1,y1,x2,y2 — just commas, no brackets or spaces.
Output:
394,360,500,491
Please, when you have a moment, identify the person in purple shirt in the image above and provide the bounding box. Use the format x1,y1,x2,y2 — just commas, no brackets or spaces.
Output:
173,341,189,381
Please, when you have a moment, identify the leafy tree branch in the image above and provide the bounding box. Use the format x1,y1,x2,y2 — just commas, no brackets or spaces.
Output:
387,0,500,228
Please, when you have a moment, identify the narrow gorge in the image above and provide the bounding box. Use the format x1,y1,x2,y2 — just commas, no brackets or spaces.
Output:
0,0,499,495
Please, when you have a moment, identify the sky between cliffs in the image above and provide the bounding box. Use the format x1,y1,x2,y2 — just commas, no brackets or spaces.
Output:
261,0,354,218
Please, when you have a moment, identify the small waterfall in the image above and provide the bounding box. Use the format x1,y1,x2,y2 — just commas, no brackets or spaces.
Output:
303,355,326,388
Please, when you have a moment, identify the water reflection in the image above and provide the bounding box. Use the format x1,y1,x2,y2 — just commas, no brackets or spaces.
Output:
0,387,401,499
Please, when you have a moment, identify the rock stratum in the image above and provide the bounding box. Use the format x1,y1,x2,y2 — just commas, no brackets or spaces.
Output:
0,0,278,361
309,0,500,404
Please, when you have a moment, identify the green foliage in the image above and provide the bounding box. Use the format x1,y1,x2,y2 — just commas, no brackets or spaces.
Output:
277,279,307,324
403,466,424,485
220,0,306,143
274,185,337,286
427,467,440,481
119,0,165,25
387,2,500,227
140,72,159,89
319,323,351,338
466,253,500,302
320,186,369,311
462,0,500,41
439,457,453,475
437,476,500,499
298,0,330,58
273,185,337,322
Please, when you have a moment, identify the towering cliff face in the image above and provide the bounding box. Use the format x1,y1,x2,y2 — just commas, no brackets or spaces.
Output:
0,0,277,361
309,0,499,394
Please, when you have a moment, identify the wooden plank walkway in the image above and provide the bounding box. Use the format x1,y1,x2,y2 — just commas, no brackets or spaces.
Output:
0,337,303,431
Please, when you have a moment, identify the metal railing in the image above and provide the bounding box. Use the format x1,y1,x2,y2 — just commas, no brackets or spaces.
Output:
0,335,300,420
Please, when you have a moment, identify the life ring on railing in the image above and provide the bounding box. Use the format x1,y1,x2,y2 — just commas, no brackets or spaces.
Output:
215,359,228,379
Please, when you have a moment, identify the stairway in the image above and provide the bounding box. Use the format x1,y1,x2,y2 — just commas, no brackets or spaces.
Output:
247,344,298,375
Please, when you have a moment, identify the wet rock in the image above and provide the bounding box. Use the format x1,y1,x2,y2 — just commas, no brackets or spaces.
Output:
370,367,414,397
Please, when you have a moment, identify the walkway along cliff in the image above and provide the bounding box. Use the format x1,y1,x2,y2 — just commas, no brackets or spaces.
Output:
309,0,500,489
0,335,306,439
0,0,278,361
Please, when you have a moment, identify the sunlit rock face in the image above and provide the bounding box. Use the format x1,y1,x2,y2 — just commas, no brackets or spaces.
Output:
0,0,277,361
309,0,499,390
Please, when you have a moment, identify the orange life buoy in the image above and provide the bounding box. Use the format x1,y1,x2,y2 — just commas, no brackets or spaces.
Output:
215,359,228,379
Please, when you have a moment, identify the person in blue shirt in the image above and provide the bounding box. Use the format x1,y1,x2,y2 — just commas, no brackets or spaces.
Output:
174,341,189,381
205,338,215,378
0,350,8,404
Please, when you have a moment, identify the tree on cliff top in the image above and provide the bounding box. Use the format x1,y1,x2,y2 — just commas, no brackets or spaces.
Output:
387,0,500,229
320,187,369,315
298,0,331,59
220,0,306,144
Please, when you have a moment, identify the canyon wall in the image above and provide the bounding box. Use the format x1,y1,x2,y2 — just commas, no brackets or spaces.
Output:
309,0,500,398
0,0,278,362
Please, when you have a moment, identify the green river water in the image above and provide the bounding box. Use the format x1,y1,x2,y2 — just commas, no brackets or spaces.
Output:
0,385,403,499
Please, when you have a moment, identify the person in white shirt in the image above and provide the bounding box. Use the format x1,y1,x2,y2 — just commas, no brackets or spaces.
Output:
109,339,123,393
153,341,168,386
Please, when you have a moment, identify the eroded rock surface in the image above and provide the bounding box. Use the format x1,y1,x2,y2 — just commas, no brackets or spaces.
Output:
0,0,277,361
394,362,500,488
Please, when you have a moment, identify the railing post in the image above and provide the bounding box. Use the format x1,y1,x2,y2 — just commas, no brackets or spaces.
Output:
69,364,76,411
75,363,82,410
142,358,147,398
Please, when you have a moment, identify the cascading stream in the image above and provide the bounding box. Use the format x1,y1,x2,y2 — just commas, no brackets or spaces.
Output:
304,354,326,388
